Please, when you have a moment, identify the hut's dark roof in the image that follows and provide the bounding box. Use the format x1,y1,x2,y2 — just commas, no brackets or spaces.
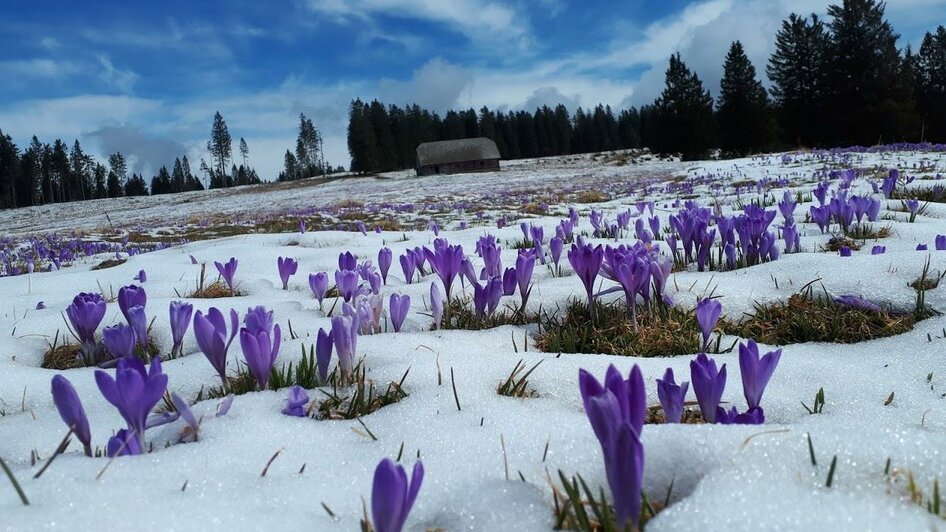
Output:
416,138,500,167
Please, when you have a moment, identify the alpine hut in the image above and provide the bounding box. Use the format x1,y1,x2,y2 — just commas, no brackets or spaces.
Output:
415,137,501,176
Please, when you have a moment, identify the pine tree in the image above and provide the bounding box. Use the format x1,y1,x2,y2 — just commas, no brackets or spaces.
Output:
916,27,946,141
826,0,916,145
294,114,322,178
281,150,297,181
172,158,185,192
552,104,573,155
125,173,149,196
347,99,378,173
768,13,830,147
69,140,88,201
617,108,641,149
652,53,717,160
717,41,772,156
0,132,19,208
239,137,249,169
209,111,232,183
93,163,107,199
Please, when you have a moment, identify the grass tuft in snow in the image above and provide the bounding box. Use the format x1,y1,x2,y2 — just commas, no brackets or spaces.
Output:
440,297,538,330
496,359,542,398
842,224,892,241
315,364,409,421
91,257,127,270
821,235,861,252
551,470,663,531
41,331,161,370
644,403,706,424
535,299,732,357
725,285,929,346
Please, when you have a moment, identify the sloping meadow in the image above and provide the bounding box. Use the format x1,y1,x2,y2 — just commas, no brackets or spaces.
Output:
1,147,946,530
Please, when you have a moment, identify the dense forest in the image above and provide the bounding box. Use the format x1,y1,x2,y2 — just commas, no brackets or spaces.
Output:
2,0,945,209
0,110,268,209
347,2,946,171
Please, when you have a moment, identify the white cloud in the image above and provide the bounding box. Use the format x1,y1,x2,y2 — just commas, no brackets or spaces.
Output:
39,37,60,50
0,58,80,80
378,58,474,112
305,0,527,44
97,56,139,92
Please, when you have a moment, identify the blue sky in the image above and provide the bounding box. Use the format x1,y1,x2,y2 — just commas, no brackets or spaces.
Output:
1,0,943,179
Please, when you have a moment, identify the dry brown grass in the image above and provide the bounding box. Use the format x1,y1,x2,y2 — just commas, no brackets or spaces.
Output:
725,291,920,345
575,190,608,203
187,280,240,299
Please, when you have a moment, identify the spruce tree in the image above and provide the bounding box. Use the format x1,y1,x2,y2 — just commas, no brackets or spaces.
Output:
209,111,232,183
652,53,716,160
916,27,946,141
718,41,772,156
825,0,916,145
347,99,378,173
768,13,830,147
93,163,107,199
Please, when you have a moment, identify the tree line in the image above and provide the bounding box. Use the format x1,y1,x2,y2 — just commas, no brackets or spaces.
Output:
0,111,263,209
347,1,946,169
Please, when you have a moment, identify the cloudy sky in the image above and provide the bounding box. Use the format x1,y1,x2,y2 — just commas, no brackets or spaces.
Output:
1,0,943,180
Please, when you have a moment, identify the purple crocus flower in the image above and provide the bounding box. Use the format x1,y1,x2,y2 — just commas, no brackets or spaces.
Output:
905,199,920,216
193,308,239,386
430,283,443,330
516,251,535,305
871,245,886,255
35,301,46,310
309,272,329,305
399,253,415,284
936,235,946,251
368,272,382,295
568,242,604,320
656,368,689,424
839,246,852,257
214,257,238,292
169,301,194,357
299,219,306,234
695,298,722,353
316,327,334,384
578,364,645,528
281,385,310,417
473,278,503,317
690,354,727,423
424,241,464,304
240,319,282,391
339,251,357,271
715,405,765,425
51,375,93,456
834,294,883,313
134,269,147,283
94,357,168,450
371,458,425,532
738,340,781,409
277,257,299,290
918,244,929,251
107,428,142,457
67,293,106,357
502,267,517,296
378,247,393,284
335,269,361,302
389,294,411,332
127,305,148,348
331,315,359,378
118,285,147,324
550,237,563,271
357,221,367,235
103,322,137,359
